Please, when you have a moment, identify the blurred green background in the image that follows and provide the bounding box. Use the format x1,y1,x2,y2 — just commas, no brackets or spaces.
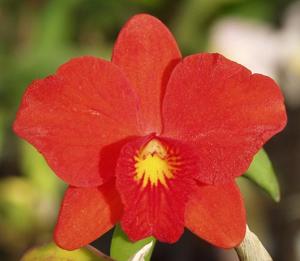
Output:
1,0,300,260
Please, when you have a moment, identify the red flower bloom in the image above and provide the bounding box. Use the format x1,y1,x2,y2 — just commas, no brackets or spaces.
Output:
13,14,287,250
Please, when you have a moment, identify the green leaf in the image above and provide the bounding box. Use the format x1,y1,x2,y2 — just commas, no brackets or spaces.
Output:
110,225,156,261
244,149,280,202
21,242,109,261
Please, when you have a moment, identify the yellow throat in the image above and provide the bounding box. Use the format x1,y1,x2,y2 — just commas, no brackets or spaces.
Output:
134,139,175,188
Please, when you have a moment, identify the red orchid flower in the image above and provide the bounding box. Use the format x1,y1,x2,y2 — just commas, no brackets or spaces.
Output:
13,14,287,250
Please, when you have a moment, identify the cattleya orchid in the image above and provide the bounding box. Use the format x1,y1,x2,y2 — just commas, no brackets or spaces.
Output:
13,14,286,251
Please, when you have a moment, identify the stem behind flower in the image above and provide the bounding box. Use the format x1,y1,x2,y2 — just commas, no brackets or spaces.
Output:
235,226,272,261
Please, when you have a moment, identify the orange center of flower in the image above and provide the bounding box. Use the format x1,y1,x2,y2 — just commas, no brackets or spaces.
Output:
134,139,178,188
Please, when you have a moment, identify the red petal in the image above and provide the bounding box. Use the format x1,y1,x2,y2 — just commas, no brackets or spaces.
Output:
162,53,287,184
14,57,140,187
54,180,122,250
112,14,181,134
185,182,246,248
116,136,198,243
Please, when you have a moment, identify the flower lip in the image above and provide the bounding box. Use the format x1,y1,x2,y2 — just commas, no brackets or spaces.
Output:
116,134,199,243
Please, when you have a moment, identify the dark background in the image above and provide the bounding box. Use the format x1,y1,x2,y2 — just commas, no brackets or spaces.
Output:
0,0,300,260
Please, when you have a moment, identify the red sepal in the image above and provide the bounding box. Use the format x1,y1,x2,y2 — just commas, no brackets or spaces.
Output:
54,180,122,250
112,14,181,134
13,57,140,187
185,182,246,248
162,53,287,184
